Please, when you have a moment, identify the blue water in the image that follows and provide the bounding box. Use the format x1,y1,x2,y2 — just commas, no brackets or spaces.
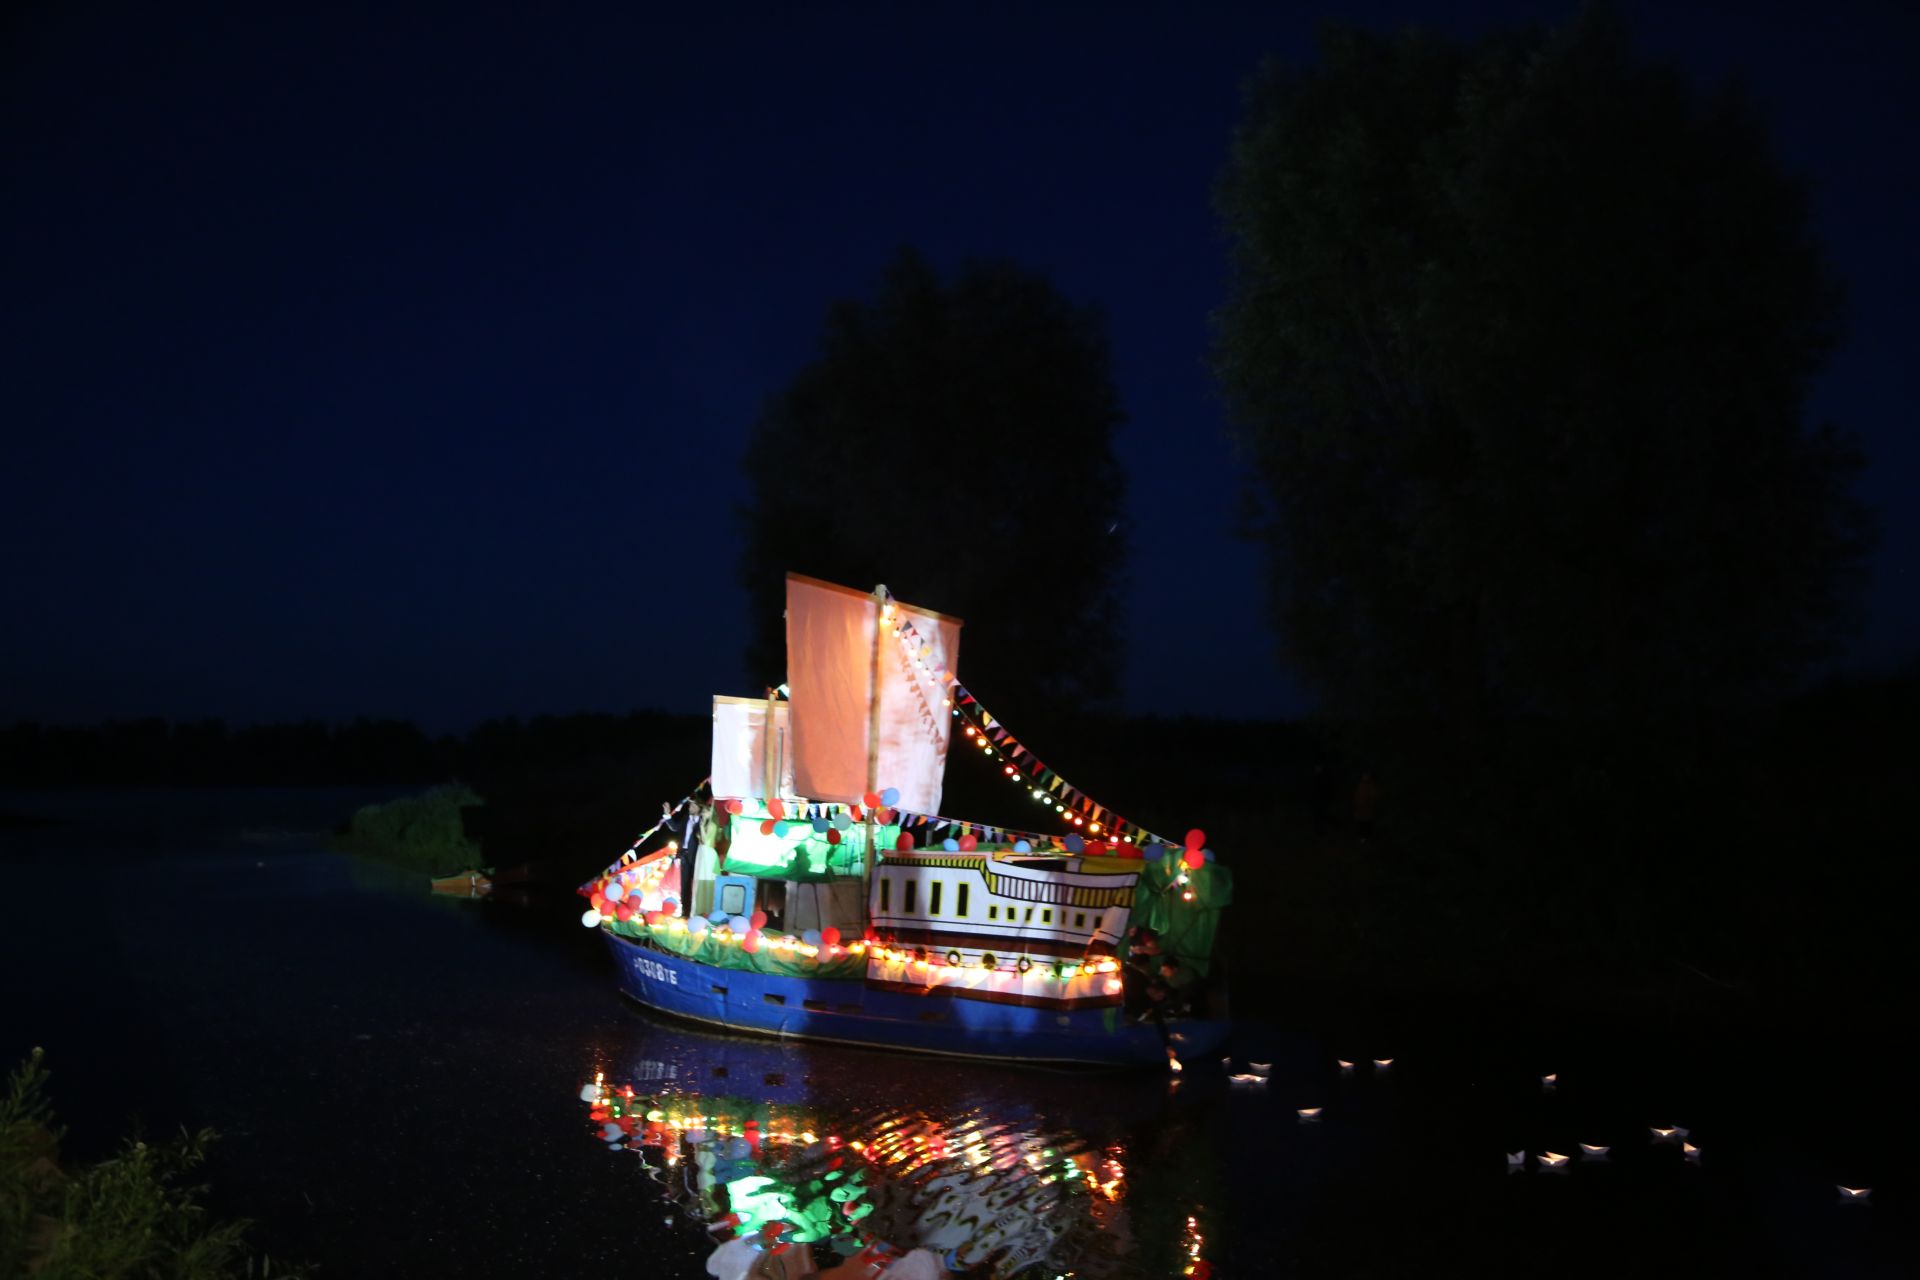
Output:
0,790,1905,1277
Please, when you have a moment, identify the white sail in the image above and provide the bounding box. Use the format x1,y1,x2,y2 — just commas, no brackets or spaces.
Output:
710,695,794,800
785,573,961,814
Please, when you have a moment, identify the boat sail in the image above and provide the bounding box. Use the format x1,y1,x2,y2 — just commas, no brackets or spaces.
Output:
579,573,1231,1067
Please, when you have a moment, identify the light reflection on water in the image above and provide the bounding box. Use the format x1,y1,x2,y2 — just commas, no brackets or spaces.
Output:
577,1022,1209,1279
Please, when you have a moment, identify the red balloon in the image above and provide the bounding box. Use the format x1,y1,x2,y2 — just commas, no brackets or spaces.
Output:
750,909,768,930
614,903,633,921
741,930,762,954
644,910,663,926
1184,828,1207,852
957,834,977,852
767,798,785,820
862,791,882,809
1183,849,1205,869
826,829,841,845
759,819,776,836
590,892,606,910
895,831,914,852
875,808,895,825
820,926,841,949
724,798,743,814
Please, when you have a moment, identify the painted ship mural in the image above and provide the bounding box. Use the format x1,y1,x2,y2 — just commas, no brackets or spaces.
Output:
579,574,1232,1067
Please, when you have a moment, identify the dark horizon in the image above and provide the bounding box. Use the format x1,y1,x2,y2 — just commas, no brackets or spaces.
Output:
5,1,1915,735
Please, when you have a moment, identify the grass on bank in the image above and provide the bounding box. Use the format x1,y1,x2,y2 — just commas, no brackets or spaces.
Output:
0,1049,304,1280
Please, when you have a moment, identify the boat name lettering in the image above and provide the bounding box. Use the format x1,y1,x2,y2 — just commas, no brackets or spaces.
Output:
633,956,679,985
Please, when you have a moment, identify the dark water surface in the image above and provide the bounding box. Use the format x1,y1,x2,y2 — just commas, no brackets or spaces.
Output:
0,790,1906,1277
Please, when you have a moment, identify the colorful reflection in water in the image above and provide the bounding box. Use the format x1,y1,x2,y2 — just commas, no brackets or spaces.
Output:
576,1028,1213,1279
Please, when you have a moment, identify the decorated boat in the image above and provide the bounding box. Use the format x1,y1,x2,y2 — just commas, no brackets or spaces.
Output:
579,574,1231,1068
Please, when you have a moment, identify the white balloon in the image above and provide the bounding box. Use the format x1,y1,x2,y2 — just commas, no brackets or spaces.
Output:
581,909,603,928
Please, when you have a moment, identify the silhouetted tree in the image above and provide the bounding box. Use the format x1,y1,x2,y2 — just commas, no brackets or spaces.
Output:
741,249,1127,727
1215,11,1871,814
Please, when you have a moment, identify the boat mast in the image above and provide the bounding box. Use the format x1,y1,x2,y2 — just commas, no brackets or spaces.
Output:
863,585,887,890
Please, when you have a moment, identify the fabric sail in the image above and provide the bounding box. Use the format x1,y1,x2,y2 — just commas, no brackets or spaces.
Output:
710,696,793,801
785,573,961,815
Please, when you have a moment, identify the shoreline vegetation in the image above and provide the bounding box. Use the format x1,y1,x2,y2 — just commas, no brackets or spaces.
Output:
2,665,1913,1039
0,1049,305,1279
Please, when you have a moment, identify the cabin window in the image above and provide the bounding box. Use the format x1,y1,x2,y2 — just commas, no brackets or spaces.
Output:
988,904,998,921
1025,907,1034,922
1042,909,1053,925
880,879,891,913
929,882,943,916
720,883,747,916
957,883,970,916
904,881,918,914
1074,912,1086,929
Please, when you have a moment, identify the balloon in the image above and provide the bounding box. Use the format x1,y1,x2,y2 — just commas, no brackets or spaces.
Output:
811,817,830,834
768,798,785,820
1183,849,1205,869
750,909,768,930
820,927,841,948
614,903,633,921
880,787,900,806
578,1082,601,1101
801,929,822,946
1013,840,1031,853
1063,834,1085,853
1203,848,1216,863
773,821,791,838
826,829,841,845
644,911,663,926
580,909,603,928
725,798,743,814
832,811,854,831
741,930,762,954
688,915,710,935
590,892,606,910
730,915,751,935
759,819,776,836
1185,828,1207,852
874,808,894,825
942,838,960,852
895,831,914,851
958,834,977,852
604,881,625,901
862,791,882,809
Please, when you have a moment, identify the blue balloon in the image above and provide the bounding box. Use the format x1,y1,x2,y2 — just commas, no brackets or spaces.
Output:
942,838,960,852
801,929,822,946
832,811,854,830
603,881,625,901
1063,834,1085,853
880,786,900,806
729,915,751,935
811,817,830,834
1203,848,1216,862
773,820,791,838
688,915,710,935
1013,840,1031,853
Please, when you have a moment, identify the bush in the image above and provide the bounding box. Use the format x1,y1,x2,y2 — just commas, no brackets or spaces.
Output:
337,783,485,876
0,1049,303,1279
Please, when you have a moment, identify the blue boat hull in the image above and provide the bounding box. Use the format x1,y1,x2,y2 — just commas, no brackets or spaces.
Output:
602,930,1226,1068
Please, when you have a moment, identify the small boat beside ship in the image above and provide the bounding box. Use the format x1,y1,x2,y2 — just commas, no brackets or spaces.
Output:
579,574,1231,1068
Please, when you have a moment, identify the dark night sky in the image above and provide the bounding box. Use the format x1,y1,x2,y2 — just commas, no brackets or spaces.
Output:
4,1,1915,732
